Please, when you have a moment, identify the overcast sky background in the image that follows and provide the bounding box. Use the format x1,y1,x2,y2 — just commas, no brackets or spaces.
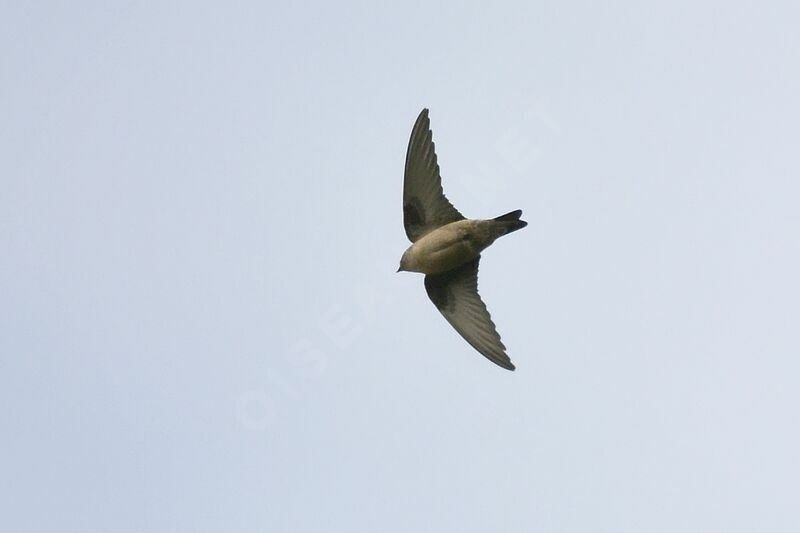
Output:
2,2,799,532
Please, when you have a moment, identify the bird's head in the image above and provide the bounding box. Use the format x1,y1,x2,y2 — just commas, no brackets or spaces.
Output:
397,250,411,273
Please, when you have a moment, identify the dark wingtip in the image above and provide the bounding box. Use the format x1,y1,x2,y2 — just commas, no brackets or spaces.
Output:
492,357,516,371
412,109,430,134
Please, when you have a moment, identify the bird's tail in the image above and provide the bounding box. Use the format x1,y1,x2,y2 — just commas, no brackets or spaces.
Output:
493,209,527,235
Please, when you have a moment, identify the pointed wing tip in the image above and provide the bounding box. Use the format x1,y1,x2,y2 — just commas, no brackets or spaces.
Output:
498,359,516,371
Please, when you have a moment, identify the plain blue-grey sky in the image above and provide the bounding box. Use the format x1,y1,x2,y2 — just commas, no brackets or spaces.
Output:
2,2,799,532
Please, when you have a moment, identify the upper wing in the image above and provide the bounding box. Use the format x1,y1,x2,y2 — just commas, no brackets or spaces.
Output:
403,109,465,242
424,257,515,370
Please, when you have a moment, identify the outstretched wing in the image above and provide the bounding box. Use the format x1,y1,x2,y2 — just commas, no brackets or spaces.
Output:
424,257,515,370
403,108,464,242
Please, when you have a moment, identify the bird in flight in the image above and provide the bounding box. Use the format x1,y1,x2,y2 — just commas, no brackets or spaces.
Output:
397,108,527,371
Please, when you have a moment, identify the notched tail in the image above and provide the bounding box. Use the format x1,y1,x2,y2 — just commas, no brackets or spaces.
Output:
494,209,522,222
493,209,527,235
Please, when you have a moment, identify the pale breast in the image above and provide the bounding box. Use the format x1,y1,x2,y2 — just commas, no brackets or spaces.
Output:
409,221,483,274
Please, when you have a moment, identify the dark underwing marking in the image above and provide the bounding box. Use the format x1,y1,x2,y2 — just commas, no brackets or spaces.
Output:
424,275,451,310
403,198,425,228
424,257,480,313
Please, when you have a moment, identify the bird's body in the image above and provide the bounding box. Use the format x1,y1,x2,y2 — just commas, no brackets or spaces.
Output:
399,216,524,275
400,220,484,274
398,108,527,371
